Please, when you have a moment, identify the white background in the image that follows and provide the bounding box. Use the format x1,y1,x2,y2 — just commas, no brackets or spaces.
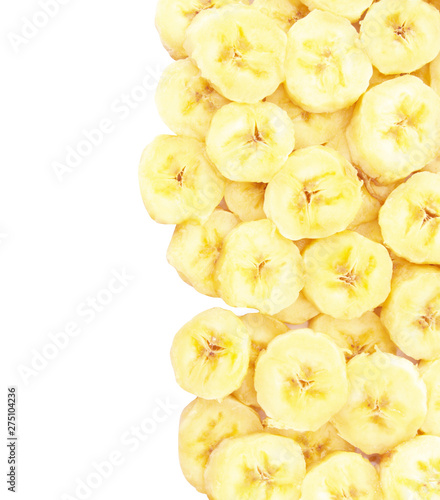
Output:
0,1,232,498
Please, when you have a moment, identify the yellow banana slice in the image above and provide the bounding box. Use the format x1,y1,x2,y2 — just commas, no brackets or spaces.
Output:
224,181,267,222
310,312,396,361
285,10,372,113
264,85,352,150
332,351,427,455
360,0,440,75
380,434,440,500
138,135,226,224
205,433,306,500
379,172,440,265
155,59,229,141
419,359,440,436
206,101,295,182
234,313,289,407
264,146,363,240
353,220,384,245
184,4,287,103
347,75,440,185
215,219,305,315
273,292,320,325
254,329,348,432
267,422,354,467
155,0,245,60
170,308,251,399
431,51,440,95
302,231,393,320
301,0,373,22
251,0,309,32
167,208,240,297
179,396,263,493
301,451,383,500
381,264,440,360
348,186,382,230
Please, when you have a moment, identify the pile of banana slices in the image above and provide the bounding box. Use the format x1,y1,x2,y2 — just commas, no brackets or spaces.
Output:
139,0,440,498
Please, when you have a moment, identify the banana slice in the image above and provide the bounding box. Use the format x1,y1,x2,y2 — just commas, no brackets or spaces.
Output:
301,451,383,500
251,0,309,32
155,59,229,141
264,146,363,240
179,396,263,493
310,312,396,362
379,172,440,265
205,433,306,500
347,75,440,185
267,422,354,467
215,219,305,315
170,308,251,399
302,231,393,320
206,101,295,183
138,135,226,224
356,169,401,203
353,220,384,244
360,0,440,75
348,186,382,230
431,52,440,95
167,208,239,297
254,329,348,432
224,181,267,222
273,292,320,325
155,0,245,60
419,359,440,436
264,85,352,150
332,351,427,455
301,0,373,22
234,313,289,407
381,264,440,360
285,10,372,113
184,4,287,103
423,154,440,174
380,434,440,500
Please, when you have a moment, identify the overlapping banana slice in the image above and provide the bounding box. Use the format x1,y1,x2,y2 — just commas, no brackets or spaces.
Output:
347,75,440,185
170,308,251,399
215,219,305,315
332,351,427,455
184,4,287,102
301,0,373,22
381,264,440,360
251,0,309,32
301,451,383,500
255,329,348,432
264,146,362,241
380,434,440,500
138,135,226,224
419,359,440,436
179,396,263,493
360,0,440,75
167,208,239,297
204,433,306,500
348,186,382,230
264,85,353,150
155,0,245,60
431,52,440,95
302,231,393,320
224,181,267,222
310,312,396,361
233,313,288,407
353,220,384,245
273,292,320,325
379,172,440,265
206,101,295,182
267,422,354,467
285,10,372,113
155,59,229,141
